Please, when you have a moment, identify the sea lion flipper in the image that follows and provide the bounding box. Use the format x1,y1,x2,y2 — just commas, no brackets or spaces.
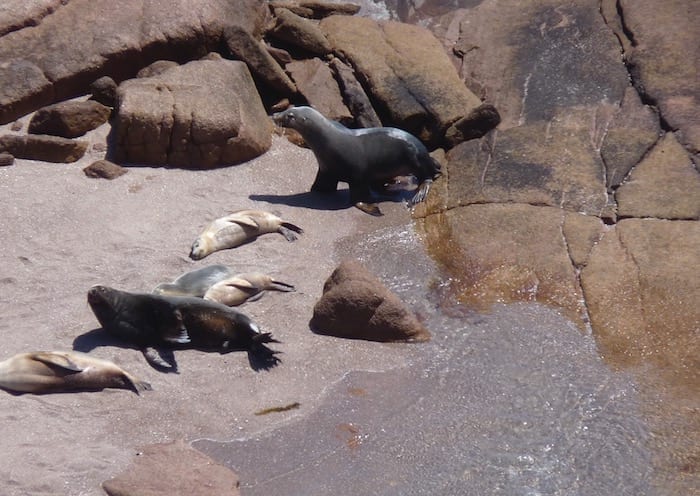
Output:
270,280,295,292
278,221,303,242
227,215,260,229
354,202,383,216
409,179,433,205
31,352,83,373
142,347,178,373
162,309,191,344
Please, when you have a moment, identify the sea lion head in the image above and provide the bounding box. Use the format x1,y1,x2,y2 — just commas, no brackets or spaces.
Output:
87,285,123,326
272,106,313,130
189,237,209,261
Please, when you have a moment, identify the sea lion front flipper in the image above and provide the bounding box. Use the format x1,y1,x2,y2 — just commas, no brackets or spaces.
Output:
31,352,83,373
354,201,383,216
142,347,178,373
226,214,260,229
161,309,191,345
409,179,433,205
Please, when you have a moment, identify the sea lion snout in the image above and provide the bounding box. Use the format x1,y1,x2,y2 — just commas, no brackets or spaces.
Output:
87,285,110,305
189,239,206,261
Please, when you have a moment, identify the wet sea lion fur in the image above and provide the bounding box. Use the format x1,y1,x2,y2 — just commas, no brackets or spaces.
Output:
272,106,441,216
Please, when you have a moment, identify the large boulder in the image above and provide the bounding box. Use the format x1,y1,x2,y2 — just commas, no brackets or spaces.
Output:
311,259,431,342
28,100,111,138
319,15,493,147
0,0,267,124
112,55,272,168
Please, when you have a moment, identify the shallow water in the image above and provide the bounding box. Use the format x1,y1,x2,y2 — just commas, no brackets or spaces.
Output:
195,224,666,495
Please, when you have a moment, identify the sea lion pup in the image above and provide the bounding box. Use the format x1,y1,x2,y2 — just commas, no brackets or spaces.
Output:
152,264,236,297
87,285,281,371
272,105,442,216
189,209,303,260
204,272,295,306
0,351,151,395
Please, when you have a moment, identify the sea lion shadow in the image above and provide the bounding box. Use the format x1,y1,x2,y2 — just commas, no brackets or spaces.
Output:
249,190,351,211
72,328,279,373
72,328,181,374
250,188,413,211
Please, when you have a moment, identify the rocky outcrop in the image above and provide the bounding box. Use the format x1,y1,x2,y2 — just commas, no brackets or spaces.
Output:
0,134,87,162
0,0,267,124
112,55,272,168
311,260,431,342
102,439,241,496
223,24,297,95
616,133,700,220
618,0,700,154
28,100,111,138
286,58,353,124
580,219,700,389
320,15,493,146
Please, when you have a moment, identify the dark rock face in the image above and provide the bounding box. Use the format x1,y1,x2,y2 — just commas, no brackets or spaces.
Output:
102,439,241,496
0,0,268,124
311,260,431,342
112,56,272,168
0,134,87,162
28,100,111,138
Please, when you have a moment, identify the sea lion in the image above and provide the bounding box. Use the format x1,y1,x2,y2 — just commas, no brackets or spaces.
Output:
189,209,303,260
272,106,442,216
152,264,236,297
87,285,280,371
0,351,151,395
204,272,295,306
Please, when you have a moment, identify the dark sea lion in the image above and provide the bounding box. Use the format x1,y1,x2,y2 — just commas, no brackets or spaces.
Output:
0,351,151,395
189,209,303,260
152,264,236,297
203,272,295,306
87,285,280,371
272,106,442,216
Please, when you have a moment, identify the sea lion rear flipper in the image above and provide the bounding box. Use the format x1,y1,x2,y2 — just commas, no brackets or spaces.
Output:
278,222,304,241
30,352,83,373
142,347,178,373
270,280,295,292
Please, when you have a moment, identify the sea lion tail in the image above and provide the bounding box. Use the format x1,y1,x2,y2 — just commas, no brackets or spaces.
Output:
278,222,304,241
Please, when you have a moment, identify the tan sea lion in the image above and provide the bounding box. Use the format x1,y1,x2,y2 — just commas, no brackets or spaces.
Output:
152,264,236,297
87,285,281,371
204,272,295,306
0,351,151,395
189,209,303,260
272,106,442,216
